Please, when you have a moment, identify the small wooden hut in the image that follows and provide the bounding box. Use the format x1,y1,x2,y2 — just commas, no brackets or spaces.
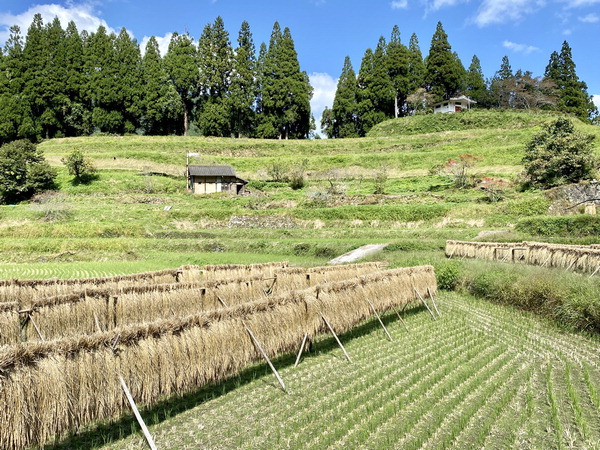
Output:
187,165,247,195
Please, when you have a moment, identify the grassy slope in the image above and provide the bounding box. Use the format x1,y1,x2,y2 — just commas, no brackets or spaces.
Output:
0,110,598,277
45,292,599,449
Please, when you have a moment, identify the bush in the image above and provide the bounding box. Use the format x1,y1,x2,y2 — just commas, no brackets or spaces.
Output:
62,149,97,183
435,261,463,290
516,215,600,237
460,263,600,333
522,117,597,189
0,140,56,204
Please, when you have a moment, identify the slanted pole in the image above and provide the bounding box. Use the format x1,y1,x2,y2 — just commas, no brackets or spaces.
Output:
589,265,600,279
244,323,287,393
94,313,103,333
294,333,309,368
321,314,352,363
541,254,552,267
118,375,158,450
217,296,228,308
414,287,436,321
393,306,409,332
367,300,393,341
427,287,441,318
29,314,44,341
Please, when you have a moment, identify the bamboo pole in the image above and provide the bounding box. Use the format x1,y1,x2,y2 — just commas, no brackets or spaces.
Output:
294,333,309,368
321,313,352,363
589,265,600,279
367,300,393,341
94,313,103,333
244,323,287,392
392,306,409,332
118,375,158,450
29,314,45,341
427,287,441,318
414,288,436,321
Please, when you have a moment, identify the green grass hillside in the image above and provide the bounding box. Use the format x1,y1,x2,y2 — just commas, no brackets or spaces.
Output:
0,110,598,277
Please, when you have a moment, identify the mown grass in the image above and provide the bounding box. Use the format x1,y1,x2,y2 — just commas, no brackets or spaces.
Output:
41,291,599,450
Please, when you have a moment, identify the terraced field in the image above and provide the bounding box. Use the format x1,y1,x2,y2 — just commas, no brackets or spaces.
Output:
58,292,598,450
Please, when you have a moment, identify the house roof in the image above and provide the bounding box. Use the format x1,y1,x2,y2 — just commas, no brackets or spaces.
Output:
434,95,477,107
188,165,248,184
188,165,237,177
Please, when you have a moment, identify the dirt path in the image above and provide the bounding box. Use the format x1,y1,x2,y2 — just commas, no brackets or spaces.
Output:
329,244,388,265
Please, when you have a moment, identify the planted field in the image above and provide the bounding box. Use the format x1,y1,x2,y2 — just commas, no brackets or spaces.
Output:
90,292,600,450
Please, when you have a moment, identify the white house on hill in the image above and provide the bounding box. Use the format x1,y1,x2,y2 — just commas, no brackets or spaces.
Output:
433,95,476,114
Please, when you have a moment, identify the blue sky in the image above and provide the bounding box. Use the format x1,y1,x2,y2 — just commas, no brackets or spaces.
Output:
0,0,598,133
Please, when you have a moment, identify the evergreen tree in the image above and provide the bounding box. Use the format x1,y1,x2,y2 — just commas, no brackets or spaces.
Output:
407,33,425,95
424,22,463,101
197,16,233,136
21,13,45,138
371,36,394,117
330,56,359,138
0,26,35,143
466,55,486,104
84,26,125,133
489,55,514,108
259,23,312,139
356,48,385,135
62,21,89,136
164,32,199,135
545,41,596,120
141,36,183,134
229,21,257,138
114,28,142,133
387,26,410,117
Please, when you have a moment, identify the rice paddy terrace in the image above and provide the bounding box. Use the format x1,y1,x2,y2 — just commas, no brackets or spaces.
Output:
78,294,600,449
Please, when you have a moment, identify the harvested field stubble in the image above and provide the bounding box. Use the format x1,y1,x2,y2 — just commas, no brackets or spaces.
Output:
0,265,435,450
446,240,600,274
0,263,386,345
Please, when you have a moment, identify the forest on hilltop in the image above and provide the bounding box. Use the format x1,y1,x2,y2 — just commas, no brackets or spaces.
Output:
322,22,597,138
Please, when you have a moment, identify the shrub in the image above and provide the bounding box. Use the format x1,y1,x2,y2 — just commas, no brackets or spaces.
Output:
515,215,600,237
62,149,97,183
373,167,388,194
0,140,56,204
522,117,597,189
435,261,463,290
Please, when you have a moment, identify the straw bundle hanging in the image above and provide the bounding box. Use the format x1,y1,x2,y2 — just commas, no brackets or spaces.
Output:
0,266,435,450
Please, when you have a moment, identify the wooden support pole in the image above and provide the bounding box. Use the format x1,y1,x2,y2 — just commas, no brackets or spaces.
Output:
447,247,456,259
112,295,118,329
414,288,436,321
94,313,103,333
541,255,552,267
29,314,44,341
427,288,441,318
217,296,227,308
244,323,287,392
320,314,352,363
392,306,409,332
589,265,600,279
118,375,158,450
19,313,31,342
367,300,393,341
565,257,578,272
294,333,309,368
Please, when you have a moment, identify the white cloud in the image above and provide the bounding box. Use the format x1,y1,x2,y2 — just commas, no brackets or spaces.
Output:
427,0,468,11
140,33,173,57
0,2,115,44
593,95,600,111
579,13,599,22
503,40,540,54
561,0,600,7
474,0,545,26
391,0,409,9
309,72,337,138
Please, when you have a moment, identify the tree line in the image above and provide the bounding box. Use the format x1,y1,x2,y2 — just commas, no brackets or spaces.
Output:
322,22,597,138
0,15,313,145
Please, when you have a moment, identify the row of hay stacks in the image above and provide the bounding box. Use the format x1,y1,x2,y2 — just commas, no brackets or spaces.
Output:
446,240,600,274
0,261,291,304
0,262,386,345
0,265,436,450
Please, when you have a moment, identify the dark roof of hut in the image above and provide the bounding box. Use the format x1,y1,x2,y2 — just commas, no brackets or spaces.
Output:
188,165,237,177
